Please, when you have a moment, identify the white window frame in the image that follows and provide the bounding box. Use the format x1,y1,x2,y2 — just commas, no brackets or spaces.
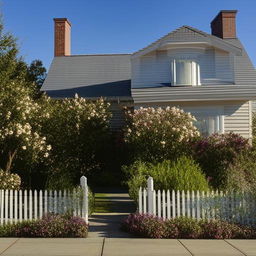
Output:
194,115,224,136
171,59,201,86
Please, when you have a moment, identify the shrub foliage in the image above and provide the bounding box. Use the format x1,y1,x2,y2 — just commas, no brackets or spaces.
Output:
122,214,256,239
192,133,250,189
124,106,200,162
0,213,88,238
43,95,112,188
124,156,209,201
0,169,21,189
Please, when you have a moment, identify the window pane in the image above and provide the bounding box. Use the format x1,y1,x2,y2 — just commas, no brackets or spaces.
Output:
194,116,221,136
176,60,192,85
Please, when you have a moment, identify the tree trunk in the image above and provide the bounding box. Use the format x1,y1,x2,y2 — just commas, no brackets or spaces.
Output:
5,150,17,173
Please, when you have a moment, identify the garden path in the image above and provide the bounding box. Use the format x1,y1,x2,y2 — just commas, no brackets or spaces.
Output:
88,190,136,238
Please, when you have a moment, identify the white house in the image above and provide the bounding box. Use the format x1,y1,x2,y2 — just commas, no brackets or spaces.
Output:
41,10,256,139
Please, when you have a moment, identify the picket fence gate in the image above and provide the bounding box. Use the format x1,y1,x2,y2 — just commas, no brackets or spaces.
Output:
0,176,89,225
138,177,256,225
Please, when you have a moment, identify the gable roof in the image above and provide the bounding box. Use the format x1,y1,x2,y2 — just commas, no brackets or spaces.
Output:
41,54,132,99
132,26,242,58
42,25,256,99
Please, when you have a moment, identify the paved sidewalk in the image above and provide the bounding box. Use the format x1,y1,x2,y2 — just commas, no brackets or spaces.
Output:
0,238,256,256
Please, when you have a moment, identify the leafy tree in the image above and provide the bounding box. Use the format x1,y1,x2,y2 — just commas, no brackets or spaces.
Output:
0,16,50,182
27,59,47,89
0,17,46,96
0,81,51,173
43,95,112,189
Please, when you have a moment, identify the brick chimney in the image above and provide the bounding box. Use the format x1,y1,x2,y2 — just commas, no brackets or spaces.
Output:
54,18,71,57
211,10,237,39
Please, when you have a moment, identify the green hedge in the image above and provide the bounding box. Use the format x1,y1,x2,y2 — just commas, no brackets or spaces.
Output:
124,156,210,201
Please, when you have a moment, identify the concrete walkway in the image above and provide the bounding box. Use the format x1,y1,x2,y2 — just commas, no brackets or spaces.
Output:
88,192,135,238
0,238,256,255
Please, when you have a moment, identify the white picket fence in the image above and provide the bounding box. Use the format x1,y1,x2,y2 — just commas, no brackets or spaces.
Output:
0,176,89,225
138,177,256,225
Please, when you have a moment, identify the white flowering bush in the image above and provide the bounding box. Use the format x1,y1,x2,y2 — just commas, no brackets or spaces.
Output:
44,94,112,188
0,169,21,189
0,80,52,173
124,106,200,162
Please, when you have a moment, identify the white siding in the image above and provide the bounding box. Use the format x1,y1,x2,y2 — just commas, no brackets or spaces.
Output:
224,101,250,138
132,48,234,88
135,101,251,139
215,49,234,82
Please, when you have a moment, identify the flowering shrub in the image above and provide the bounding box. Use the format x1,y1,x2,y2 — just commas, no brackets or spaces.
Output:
122,213,256,239
0,213,88,238
0,169,21,189
191,133,250,189
124,157,209,201
124,106,200,162
122,213,167,238
44,95,112,188
0,81,51,173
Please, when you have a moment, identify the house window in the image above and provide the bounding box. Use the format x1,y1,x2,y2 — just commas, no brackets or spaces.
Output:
171,59,201,86
194,115,224,136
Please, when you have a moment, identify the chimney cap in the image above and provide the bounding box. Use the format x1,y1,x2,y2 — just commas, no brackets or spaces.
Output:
211,10,238,24
53,18,71,26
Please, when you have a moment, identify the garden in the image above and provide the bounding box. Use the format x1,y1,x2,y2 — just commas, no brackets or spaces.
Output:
1,16,256,238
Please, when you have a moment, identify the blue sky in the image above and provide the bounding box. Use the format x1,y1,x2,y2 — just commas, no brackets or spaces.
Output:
1,0,256,71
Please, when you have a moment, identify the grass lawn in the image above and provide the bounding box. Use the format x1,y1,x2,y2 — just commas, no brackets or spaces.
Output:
93,193,114,213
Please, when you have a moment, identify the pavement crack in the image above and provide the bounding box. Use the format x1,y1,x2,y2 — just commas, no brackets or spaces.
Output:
0,238,20,255
100,238,106,256
178,240,194,256
224,240,247,256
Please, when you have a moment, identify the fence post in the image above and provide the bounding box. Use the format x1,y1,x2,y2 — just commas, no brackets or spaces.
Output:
80,176,88,224
147,177,154,214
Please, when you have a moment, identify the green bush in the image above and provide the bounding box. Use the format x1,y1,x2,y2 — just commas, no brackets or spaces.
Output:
225,150,256,192
124,156,209,201
192,133,250,189
42,96,113,188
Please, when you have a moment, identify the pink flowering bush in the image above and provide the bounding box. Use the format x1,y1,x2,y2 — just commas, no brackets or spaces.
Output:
0,213,88,238
0,169,21,189
191,133,250,189
122,213,256,239
122,213,167,238
124,106,200,162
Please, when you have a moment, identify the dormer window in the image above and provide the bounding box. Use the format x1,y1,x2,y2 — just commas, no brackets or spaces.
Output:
171,59,201,86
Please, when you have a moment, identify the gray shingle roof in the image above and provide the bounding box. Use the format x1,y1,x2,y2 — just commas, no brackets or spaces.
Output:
41,54,131,98
42,26,256,99
224,39,256,85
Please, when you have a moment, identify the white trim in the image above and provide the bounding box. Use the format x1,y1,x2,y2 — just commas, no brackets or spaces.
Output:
249,100,252,139
220,115,225,134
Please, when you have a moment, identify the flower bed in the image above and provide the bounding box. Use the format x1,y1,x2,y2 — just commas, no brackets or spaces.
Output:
0,213,88,238
122,213,256,239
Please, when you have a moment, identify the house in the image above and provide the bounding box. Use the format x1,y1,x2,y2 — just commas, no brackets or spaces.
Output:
41,10,256,140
